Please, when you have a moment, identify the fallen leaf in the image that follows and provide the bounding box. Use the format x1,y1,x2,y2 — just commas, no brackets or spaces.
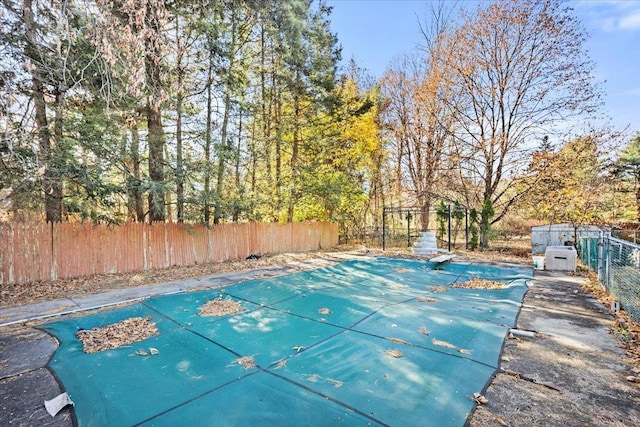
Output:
327,378,343,388
432,338,457,349
235,356,256,369
385,349,403,358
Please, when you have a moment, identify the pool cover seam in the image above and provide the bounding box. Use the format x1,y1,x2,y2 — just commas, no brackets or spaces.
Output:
131,370,262,426
262,369,391,427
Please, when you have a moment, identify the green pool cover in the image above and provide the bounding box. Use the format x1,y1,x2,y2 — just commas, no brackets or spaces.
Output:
42,258,531,427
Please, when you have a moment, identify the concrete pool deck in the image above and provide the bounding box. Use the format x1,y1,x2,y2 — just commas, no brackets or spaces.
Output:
1,255,639,426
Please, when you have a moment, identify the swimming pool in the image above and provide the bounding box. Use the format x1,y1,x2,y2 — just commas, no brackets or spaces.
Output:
42,257,531,426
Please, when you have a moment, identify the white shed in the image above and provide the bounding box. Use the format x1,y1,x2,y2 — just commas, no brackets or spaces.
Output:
531,224,603,254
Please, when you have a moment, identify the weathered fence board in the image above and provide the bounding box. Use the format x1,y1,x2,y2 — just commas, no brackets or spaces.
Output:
0,221,338,285
0,222,52,284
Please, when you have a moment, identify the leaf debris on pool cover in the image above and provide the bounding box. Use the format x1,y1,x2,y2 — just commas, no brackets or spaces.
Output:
76,317,159,354
199,298,244,316
453,278,506,289
385,349,403,358
235,356,256,369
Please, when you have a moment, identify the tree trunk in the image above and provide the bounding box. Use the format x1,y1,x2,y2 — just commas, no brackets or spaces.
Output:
147,103,165,222
233,111,243,222
204,51,214,225
175,24,185,223
420,199,431,232
23,0,62,223
127,120,144,222
145,5,165,222
287,88,301,223
274,86,282,219
260,22,272,192
176,92,184,222
214,88,232,224
213,10,239,225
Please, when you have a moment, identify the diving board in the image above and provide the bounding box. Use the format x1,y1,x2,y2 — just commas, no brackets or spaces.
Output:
430,254,457,264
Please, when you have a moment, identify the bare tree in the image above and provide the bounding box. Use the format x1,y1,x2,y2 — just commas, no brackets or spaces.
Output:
381,2,457,231
443,0,602,246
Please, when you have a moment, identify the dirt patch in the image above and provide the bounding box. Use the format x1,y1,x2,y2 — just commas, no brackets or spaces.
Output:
452,278,506,289
76,317,158,354
199,299,244,317
425,285,448,293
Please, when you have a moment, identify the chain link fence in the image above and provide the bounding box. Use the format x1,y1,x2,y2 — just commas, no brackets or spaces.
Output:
580,231,640,323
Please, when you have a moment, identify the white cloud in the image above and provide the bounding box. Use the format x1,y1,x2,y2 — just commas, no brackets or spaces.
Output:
619,12,640,30
575,0,640,32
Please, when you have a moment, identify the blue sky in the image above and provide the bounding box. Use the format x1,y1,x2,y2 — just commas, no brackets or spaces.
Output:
327,0,640,137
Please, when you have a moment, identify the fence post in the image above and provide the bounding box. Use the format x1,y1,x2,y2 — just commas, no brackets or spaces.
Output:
142,223,148,270
605,234,611,290
50,222,57,281
382,208,386,251
597,231,604,284
447,204,452,252
465,209,469,250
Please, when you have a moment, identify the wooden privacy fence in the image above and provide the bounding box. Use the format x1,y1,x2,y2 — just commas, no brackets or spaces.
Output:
0,221,338,285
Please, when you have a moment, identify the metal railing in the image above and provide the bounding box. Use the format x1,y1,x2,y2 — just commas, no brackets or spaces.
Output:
580,231,640,323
